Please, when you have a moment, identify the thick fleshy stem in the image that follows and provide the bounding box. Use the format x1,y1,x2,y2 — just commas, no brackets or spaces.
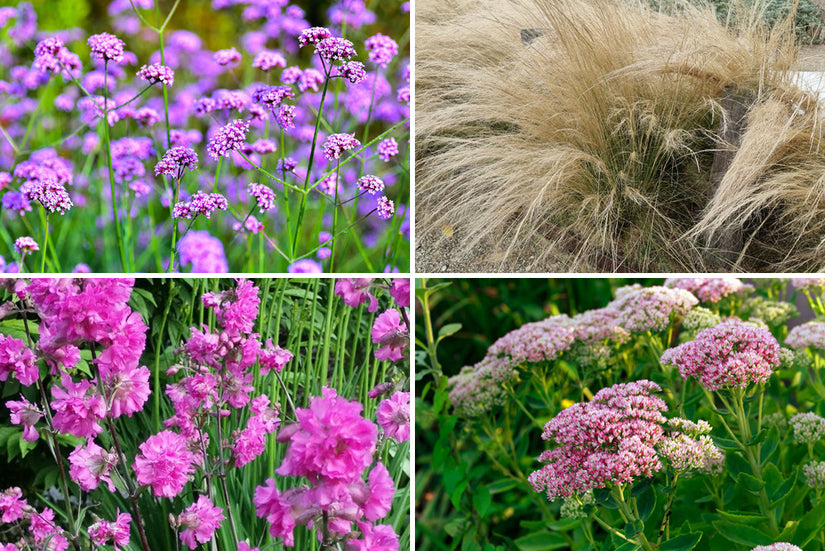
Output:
612,486,655,551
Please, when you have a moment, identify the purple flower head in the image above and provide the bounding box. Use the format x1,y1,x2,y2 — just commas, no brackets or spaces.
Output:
377,138,399,162
7,396,42,442
213,47,242,66
21,177,73,215
335,279,378,311
339,60,367,84
371,309,408,361
248,182,276,212
377,391,410,442
253,50,286,71
173,191,228,220
252,85,295,111
288,259,323,273
298,27,332,47
133,430,196,498
88,511,131,548
137,63,174,86
178,231,228,273
786,321,825,350
35,36,63,57
0,335,38,386
276,104,296,130
660,319,780,391
390,279,410,308
364,34,398,68
259,340,293,374
50,376,107,439
207,119,250,159
316,37,357,62
88,32,125,63
358,175,384,195
178,496,225,550
376,196,394,220
155,146,198,179
323,133,361,160
13,236,38,254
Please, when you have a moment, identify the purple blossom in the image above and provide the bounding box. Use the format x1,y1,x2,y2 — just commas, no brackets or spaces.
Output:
207,119,250,159
173,191,228,220
177,231,228,273
358,175,384,195
364,34,398,68
13,236,38,254
376,196,394,219
252,85,295,111
377,138,399,162
252,50,286,71
339,61,367,84
213,47,242,66
88,32,125,63
155,146,198,179
288,259,323,273
137,63,174,86
22,177,73,214
323,133,361,160
275,104,295,130
298,27,332,47
316,37,357,62
248,183,276,212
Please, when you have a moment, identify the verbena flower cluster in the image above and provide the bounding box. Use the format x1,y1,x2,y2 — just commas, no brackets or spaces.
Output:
0,1,409,272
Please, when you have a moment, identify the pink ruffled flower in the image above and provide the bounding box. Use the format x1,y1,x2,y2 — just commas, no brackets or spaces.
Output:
101,364,151,418
371,309,408,362
133,430,196,497
389,279,410,308
88,510,131,549
253,481,302,546
50,376,107,438
345,522,399,551
376,391,410,442
201,279,260,334
259,339,293,374
68,440,118,492
335,278,378,311
7,396,42,442
276,387,377,484
0,487,26,523
178,496,225,550
362,462,395,521
0,334,38,386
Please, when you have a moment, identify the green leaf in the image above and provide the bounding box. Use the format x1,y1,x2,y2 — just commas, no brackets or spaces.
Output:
660,532,702,551
790,494,825,546
513,532,568,551
736,472,764,493
488,479,520,494
636,485,656,522
624,520,643,539
712,435,740,451
473,485,492,517
711,520,773,546
760,425,780,463
716,511,767,526
438,323,462,342
745,428,767,446
769,467,798,506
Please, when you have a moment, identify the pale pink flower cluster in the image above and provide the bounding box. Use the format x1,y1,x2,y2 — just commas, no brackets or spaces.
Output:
609,285,698,332
447,355,517,417
791,278,825,292
665,277,753,303
785,321,825,350
790,412,825,444
488,315,575,365
660,320,780,391
529,381,667,500
752,544,803,551
529,381,718,501
255,387,397,549
803,461,825,490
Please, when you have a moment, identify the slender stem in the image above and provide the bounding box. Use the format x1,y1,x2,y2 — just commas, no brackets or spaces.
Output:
274,370,297,421
330,159,340,272
214,410,239,547
40,211,49,272
292,61,332,255
102,62,129,271
169,176,182,271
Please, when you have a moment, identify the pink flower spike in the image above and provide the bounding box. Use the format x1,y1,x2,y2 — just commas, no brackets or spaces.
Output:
178,496,225,550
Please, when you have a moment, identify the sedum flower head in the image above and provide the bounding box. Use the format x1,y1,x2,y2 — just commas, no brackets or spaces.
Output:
803,461,825,490
751,544,803,551
790,412,825,444
785,321,825,351
661,319,780,391
682,306,721,333
559,490,594,519
610,285,698,332
664,277,753,303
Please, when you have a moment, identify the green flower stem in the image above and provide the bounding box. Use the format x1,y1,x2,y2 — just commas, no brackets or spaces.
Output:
102,62,129,271
329,159,341,272
293,61,332,256
612,486,655,551
40,210,49,272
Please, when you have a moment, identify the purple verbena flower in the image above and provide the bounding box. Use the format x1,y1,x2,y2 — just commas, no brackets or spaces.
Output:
252,50,286,71
22,177,73,214
137,63,174,86
288,259,323,273
376,196,394,219
377,138,399,162
88,32,125,63
323,133,360,160
207,119,250,159
252,85,295,111
316,37,357,62
173,191,228,220
358,175,384,195
13,236,38,254
339,61,367,84
364,34,398,68
155,146,198,179
213,47,241,66
248,183,276,212
177,231,228,273
298,27,332,47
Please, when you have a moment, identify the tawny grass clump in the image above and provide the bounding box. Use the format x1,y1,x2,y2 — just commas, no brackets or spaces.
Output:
416,0,825,272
